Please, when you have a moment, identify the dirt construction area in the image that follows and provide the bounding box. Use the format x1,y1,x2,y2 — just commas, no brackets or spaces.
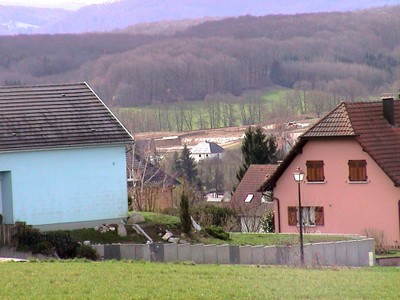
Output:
134,121,314,153
134,126,247,154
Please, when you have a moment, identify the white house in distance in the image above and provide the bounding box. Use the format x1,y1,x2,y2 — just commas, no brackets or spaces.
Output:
190,141,224,162
0,82,134,230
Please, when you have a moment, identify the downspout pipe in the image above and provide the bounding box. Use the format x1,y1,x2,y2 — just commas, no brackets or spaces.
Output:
273,197,281,233
398,200,400,246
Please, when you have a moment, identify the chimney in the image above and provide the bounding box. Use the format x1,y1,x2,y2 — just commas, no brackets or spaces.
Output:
381,93,395,126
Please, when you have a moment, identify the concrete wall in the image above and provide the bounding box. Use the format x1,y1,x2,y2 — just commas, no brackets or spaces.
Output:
0,145,128,227
92,238,375,267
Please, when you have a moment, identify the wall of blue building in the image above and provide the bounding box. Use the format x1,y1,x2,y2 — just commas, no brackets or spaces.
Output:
0,145,128,226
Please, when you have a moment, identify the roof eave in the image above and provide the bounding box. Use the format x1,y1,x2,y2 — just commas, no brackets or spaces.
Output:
0,141,134,154
258,139,307,192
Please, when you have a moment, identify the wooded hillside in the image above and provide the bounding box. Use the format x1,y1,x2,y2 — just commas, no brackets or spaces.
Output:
0,5,399,108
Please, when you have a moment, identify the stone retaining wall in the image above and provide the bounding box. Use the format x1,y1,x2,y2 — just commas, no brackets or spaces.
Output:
92,238,375,267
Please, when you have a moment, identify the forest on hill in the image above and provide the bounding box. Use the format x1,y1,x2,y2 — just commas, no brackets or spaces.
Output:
0,5,400,121
2,0,397,34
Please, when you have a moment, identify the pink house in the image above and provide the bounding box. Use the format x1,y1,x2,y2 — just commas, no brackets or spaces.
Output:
259,96,400,246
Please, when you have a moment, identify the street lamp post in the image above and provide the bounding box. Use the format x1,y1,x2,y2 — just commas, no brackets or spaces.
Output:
293,167,305,265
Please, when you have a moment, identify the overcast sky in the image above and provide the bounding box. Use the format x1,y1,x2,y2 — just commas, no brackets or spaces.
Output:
0,0,116,10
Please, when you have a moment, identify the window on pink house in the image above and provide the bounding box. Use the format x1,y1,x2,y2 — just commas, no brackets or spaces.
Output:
306,160,325,182
348,160,367,182
288,206,324,226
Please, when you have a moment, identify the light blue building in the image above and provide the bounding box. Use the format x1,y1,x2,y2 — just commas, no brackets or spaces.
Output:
0,83,134,229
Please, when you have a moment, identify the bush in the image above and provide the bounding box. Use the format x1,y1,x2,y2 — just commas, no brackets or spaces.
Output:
128,194,133,211
15,226,79,258
44,231,79,258
16,226,43,249
363,228,388,254
204,225,230,240
33,240,55,255
260,210,275,233
192,204,237,229
76,244,99,260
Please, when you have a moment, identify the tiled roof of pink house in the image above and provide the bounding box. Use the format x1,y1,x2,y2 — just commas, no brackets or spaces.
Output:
302,102,355,137
260,98,400,190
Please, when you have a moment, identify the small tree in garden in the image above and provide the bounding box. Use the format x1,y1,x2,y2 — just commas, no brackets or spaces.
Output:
180,192,191,234
260,210,275,233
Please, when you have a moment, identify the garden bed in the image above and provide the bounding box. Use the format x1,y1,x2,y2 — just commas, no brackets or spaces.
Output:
376,250,400,266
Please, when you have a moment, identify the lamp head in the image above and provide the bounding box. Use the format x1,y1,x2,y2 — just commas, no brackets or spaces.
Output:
293,167,304,182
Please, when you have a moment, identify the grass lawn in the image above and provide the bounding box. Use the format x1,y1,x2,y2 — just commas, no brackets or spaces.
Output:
201,233,356,246
140,212,180,230
376,250,400,259
0,261,398,299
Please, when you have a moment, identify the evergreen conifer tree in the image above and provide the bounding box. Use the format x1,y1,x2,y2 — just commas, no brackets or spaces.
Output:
180,191,191,234
236,126,277,182
176,144,198,185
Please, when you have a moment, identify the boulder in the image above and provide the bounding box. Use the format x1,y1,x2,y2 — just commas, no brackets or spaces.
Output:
126,213,145,225
162,230,174,241
168,237,180,244
117,222,127,237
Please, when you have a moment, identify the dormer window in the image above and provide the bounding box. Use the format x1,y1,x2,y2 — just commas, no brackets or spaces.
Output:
306,160,325,182
261,190,273,203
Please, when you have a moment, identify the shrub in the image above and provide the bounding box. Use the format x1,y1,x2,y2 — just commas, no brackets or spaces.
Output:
363,228,388,254
204,225,230,240
260,210,275,233
44,231,79,258
128,194,133,211
33,240,55,255
180,192,191,234
15,226,43,249
76,244,99,260
15,226,79,258
192,204,237,230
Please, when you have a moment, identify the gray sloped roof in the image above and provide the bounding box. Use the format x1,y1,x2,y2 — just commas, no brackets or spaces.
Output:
0,82,133,152
190,141,224,154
